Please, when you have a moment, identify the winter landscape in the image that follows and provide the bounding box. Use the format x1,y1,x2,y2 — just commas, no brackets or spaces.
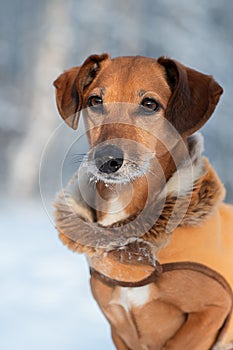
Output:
1,1,233,349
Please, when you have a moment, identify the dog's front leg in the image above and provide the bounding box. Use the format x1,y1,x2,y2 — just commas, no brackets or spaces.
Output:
111,328,131,350
162,306,229,350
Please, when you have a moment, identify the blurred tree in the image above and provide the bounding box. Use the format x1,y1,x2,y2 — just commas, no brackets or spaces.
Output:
8,0,72,196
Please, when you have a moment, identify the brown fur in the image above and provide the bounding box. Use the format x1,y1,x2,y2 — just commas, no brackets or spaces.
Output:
53,54,233,350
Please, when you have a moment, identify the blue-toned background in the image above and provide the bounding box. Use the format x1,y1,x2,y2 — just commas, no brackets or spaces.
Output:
1,1,233,349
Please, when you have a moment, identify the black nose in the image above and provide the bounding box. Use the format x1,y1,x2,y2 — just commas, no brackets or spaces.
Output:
94,145,124,174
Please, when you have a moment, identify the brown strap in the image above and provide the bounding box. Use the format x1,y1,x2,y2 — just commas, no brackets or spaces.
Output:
90,261,232,293
162,261,233,294
90,264,162,288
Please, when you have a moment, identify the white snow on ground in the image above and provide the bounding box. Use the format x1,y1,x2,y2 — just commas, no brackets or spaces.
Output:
0,200,114,350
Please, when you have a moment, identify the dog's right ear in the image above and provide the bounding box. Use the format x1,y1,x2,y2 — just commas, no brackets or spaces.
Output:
53,53,110,129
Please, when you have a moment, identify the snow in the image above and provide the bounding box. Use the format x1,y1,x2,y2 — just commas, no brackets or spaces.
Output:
0,200,114,350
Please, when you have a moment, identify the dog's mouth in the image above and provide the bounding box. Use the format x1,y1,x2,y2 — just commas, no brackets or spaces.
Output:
80,143,155,185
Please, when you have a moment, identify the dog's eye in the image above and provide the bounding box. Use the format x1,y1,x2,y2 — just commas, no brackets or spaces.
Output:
88,95,103,108
140,98,160,114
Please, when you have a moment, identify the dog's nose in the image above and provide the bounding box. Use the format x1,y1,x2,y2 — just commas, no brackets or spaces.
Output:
94,145,124,174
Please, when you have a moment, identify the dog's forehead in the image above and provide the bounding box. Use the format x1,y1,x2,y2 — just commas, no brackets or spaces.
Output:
90,56,171,101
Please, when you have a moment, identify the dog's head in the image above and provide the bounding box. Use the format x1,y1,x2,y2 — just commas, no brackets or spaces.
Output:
54,54,223,225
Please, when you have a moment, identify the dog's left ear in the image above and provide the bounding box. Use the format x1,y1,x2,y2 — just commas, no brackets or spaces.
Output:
53,53,110,129
158,57,223,136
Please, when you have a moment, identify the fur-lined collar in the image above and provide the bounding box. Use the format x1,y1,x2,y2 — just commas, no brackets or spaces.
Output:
54,134,225,266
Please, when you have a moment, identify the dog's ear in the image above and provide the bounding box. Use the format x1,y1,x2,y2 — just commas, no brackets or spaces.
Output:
158,57,223,136
53,53,110,129
53,66,80,129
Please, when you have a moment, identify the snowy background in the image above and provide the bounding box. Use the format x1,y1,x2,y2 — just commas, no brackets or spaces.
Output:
1,0,233,349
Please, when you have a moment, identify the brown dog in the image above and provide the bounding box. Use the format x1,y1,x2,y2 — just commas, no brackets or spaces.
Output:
54,54,233,350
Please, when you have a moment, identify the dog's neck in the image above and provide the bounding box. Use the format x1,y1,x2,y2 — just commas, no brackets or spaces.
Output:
95,176,149,227
54,133,225,283
95,140,186,227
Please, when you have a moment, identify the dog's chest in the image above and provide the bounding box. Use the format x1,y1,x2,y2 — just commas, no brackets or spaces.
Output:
113,285,152,311
91,262,233,350
100,283,184,350
108,285,155,350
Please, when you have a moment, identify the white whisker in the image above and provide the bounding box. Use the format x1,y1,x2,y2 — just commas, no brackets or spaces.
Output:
78,152,156,185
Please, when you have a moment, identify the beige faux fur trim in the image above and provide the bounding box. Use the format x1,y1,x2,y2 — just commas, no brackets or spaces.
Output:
54,134,225,259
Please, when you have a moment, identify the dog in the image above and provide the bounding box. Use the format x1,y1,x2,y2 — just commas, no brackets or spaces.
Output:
53,54,233,350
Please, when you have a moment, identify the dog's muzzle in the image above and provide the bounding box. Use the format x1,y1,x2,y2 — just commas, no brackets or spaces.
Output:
94,145,124,174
